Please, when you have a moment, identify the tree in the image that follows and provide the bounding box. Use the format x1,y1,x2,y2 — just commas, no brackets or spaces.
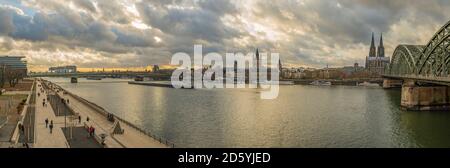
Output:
0,65,6,90
8,70,20,87
0,65,22,88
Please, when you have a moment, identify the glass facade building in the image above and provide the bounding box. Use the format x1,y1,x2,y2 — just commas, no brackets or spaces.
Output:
0,56,27,70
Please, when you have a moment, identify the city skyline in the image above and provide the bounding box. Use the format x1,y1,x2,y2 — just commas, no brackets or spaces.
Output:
0,0,449,72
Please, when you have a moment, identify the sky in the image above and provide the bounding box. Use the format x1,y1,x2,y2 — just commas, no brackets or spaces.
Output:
0,0,449,72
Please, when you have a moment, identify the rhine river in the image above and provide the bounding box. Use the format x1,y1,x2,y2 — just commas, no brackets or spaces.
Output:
45,77,450,148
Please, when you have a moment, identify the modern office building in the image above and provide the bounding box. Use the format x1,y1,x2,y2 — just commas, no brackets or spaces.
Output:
0,56,27,70
0,56,28,78
49,65,77,73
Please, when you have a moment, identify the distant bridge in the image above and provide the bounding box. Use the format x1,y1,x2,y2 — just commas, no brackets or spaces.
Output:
28,71,172,79
383,20,450,110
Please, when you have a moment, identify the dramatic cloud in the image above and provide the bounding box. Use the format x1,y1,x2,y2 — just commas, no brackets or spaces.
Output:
72,0,96,13
0,0,449,71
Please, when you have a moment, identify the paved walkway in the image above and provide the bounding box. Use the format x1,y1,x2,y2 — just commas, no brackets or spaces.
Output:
33,82,69,148
56,93,123,148
62,127,103,148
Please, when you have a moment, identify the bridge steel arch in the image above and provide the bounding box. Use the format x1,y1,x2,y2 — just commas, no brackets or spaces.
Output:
387,20,450,77
387,45,422,75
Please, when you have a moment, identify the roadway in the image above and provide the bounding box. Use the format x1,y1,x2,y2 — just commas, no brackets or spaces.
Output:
382,74,450,86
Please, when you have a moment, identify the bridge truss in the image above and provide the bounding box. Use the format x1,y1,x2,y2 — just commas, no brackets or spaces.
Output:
387,20,450,77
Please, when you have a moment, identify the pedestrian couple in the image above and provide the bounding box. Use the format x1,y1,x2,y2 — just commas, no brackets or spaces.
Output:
45,118,53,134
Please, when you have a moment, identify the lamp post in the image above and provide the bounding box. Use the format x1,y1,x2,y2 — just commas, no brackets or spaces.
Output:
64,98,67,135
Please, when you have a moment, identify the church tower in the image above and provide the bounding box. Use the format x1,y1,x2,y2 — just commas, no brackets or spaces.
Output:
256,48,260,86
377,33,385,57
279,59,282,79
369,32,376,57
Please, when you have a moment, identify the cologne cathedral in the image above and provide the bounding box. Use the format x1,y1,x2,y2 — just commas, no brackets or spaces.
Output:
365,33,390,75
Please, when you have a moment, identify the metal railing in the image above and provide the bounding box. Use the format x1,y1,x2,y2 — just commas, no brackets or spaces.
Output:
112,115,175,148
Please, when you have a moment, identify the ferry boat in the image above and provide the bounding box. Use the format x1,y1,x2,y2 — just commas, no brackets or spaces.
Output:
70,77,78,83
250,80,294,86
310,80,332,86
134,76,144,81
357,81,379,87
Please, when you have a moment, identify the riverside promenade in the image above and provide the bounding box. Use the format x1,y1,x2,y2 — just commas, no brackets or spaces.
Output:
33,80,168,148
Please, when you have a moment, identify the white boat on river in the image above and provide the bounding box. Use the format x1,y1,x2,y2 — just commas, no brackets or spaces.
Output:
310,80,332,86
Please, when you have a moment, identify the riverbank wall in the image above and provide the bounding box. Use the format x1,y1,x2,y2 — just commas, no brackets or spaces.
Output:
286,79,383,86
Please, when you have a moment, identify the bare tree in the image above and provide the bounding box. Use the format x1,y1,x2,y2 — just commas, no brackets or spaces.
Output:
7,69,21,87
0,65,6,90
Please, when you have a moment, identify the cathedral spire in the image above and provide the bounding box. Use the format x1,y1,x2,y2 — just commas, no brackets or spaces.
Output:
371,32,375,47
379,33,383,47
377,33,385,57
369,32,376,57
256,48,259,60
256,48,260,87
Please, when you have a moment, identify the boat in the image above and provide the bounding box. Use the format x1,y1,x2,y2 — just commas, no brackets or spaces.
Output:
134,76,144,81
251,80,294,86
70,77,78,83
86,76,102,80
310,80,332,86
278,81,295,85
357,81,379,87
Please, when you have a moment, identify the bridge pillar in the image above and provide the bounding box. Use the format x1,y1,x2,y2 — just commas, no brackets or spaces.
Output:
383,79,403,89
401,80,450,111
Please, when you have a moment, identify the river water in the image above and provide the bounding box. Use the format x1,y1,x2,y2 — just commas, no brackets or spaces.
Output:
45,77,450,148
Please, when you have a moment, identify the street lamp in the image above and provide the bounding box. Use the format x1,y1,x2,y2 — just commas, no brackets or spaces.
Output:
64,104,66,130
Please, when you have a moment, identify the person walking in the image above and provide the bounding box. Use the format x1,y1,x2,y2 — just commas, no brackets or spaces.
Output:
49,120,54,134
45,118,49,128
67,99,70,104
18,123,23,134
78,115,81,124
86,126,91,137
88,126,93,137
87,116,90,122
